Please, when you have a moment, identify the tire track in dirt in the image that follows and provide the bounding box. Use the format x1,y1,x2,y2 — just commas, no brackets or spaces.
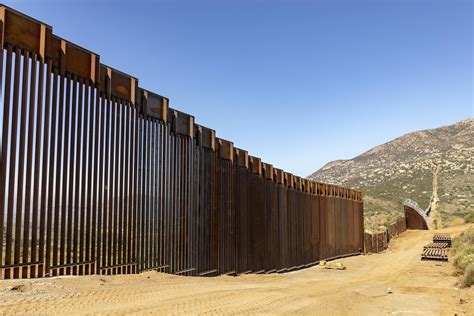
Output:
0,224,472,315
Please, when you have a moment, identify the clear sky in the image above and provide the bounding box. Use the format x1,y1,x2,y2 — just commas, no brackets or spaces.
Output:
5,0,472,176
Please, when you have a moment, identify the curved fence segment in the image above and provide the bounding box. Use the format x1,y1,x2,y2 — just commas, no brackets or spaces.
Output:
404,199,430,230
0,5,364,279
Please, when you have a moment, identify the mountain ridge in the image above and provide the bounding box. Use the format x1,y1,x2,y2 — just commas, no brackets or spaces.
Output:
308,118,473,232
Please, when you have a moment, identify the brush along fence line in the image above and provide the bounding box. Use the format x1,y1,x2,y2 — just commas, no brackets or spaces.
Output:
0,6,364,279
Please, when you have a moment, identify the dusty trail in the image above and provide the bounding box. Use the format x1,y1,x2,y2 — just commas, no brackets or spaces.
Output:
431,164,442,228
1,224,472,315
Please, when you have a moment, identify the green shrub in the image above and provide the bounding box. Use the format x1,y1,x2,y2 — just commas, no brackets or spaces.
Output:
464,263,474,287
452,228,474,287
466,211,474,223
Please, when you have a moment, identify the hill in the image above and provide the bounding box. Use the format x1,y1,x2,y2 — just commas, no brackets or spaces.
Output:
308,119,473,232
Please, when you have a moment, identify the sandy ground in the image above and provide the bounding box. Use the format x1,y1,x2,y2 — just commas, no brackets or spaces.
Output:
1,224,473,315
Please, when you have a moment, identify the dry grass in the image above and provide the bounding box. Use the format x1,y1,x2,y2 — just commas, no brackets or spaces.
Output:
466,210,474,224
1,224,473,315
464,264,474,288
452,228,474,287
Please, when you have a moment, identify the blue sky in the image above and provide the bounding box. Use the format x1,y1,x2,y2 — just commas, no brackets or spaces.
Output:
5,0,472,176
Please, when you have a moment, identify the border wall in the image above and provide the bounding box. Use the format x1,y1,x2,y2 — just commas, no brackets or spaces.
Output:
0,6,364,279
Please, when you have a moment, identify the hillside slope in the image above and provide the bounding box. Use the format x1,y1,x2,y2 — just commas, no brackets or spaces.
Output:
308,119,473,231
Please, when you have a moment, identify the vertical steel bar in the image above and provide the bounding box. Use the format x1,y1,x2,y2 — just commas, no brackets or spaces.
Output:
156,121,161,270
4,46,20,280
131,105,137,272
89,88,99,275
66,76,78,275
102,96,111,273
13,50,30,279
150,119,155,269
59,74,71,276
112,98,119,273
31,54,46,278
123,101,130,272
94,93,105,275
118,100,125,273
0,45,13,274
45,68,58,277
87,87,97,274
85,84,94,274
80,79,89,275
141,117,146,271
163,123,169,272
157,123,163,269
169,131,174,272
154,120,159,269
72,77,83,275
145,119,151,270
0,27,4,274
136,116,142,271
108,97,116,273
22,52,37,278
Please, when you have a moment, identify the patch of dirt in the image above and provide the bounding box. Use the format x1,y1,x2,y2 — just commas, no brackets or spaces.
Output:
0,224,472,315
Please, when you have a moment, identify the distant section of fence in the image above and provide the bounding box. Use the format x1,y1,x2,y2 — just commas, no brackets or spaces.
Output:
364,218,407,253
0,6,364,279
404,199,430,230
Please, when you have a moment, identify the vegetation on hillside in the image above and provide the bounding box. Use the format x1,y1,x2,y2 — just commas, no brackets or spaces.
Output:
309,119,473,231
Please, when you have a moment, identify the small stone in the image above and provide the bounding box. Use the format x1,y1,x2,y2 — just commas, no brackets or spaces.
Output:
10,285,25,292
386,287,393,294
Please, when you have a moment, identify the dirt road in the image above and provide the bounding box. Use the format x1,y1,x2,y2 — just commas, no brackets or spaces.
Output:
1,224,472,315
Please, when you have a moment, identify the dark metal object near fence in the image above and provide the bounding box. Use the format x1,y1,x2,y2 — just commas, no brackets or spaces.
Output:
0,6,364,279
421,234,451,262
421,234,451,261
421,248,448,261
433,234,451,246
423,242,449,249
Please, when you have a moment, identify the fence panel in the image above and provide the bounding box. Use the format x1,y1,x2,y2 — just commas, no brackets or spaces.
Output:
0,5,365,279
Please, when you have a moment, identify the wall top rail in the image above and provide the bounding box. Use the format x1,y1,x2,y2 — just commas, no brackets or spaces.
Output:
274,168,284,184
51,35,100,83
195,124,216,150
267,164,274,182
216,138,234,161
138,88,169,121
295,176,302,190
249,156,262,175
262,162,273,180
234,148,249,169
169,109,195,137
100,64,138,104
303,179,310,193
0,5,52,59
285,172,293,188
0,5,102,83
